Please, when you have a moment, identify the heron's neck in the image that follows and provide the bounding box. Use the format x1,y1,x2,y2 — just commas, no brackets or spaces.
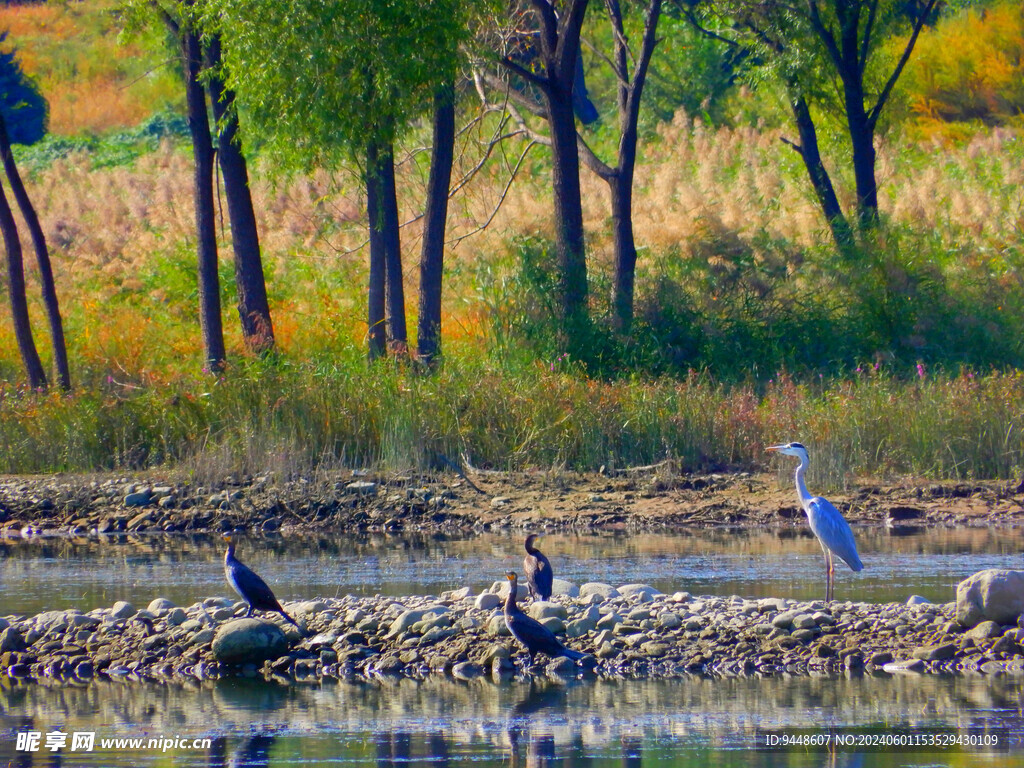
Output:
794,459,813,505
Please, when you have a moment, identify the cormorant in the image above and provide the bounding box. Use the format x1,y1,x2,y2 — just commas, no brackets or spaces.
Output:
523,533,553,601
223,534,299,627
503,571,584,662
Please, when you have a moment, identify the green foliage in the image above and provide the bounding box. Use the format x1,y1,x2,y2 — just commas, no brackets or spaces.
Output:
482,221,1024,382
580,9,736,129
13,108,188,172
210,0,480,172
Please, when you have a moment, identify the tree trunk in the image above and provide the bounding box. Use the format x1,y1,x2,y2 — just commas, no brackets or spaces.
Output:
182,27,225,372
417,79,455,368
0,114,69,389
205,35,274,355
609,170,637,333
546,88,588,329
365,139,387,360
847,101,879,227
836,7,879,228
377,138,407,352
789,94,854,250
0,177,46,388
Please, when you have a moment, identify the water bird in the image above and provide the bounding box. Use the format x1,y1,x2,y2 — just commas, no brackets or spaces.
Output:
223,534,299,627
503,571,585,662
523,533,553,601
767,442,863,602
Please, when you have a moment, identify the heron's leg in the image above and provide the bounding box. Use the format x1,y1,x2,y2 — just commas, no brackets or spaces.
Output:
821,548,830,602
823,552,831,606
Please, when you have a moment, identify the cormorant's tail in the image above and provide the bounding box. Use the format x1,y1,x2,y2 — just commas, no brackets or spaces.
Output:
280,609,300,628
560,647,586,661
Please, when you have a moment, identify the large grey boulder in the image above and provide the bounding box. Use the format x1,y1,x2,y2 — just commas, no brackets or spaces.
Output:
956,569,1024,628
211,618,289,665
528,601,568,621
579,582,620,601
618,584,663,601
551,579,580,598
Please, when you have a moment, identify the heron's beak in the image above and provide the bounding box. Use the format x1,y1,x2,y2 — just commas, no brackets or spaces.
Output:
766,445,783,452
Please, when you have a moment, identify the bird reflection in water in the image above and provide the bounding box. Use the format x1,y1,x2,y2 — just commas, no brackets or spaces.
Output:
373,730,448,767
206,733,276,768
508,682,600,768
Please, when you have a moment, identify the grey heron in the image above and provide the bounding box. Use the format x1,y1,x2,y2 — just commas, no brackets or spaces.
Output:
767,442,863,601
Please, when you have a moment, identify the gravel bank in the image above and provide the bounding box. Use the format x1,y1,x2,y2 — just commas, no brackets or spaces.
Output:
4,583,1024,685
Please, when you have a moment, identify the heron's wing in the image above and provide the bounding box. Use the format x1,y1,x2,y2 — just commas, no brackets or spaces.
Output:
807,496,864,572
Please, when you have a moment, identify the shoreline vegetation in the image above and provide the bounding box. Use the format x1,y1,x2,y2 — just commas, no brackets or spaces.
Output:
1,364,1023,481
0,2,1021,487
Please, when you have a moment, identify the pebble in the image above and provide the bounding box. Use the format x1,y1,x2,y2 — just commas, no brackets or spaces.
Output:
1,585,1020,686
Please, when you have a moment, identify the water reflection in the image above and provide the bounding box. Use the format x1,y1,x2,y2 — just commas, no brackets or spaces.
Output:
1,527,1021,617
2,674,1022,766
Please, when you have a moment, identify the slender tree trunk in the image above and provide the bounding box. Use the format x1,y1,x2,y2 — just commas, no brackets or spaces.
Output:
0,178,45,388
365,139,387,360
205,35,274,354
377,138,407,352
0,114,68,389
417,79,455,368
546,89,588,328
602,0,661,333
789,94,854,250
836,8,879,228
609,171,637,333
182,27,225,372
847,100,879,226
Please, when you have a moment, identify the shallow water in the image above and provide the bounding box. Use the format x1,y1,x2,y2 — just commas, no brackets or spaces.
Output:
2,672,1023,766
0,526,1020,617
3,527,1024,766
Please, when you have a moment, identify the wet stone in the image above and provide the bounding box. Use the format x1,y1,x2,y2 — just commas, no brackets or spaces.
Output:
913,643,957,661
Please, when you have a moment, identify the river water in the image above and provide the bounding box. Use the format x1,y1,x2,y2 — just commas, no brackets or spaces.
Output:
1,527,1023,765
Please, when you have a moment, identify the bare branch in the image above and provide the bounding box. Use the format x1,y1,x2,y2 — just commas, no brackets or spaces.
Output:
867,0,938,131
806,0,843,70
498,56,549,90
448,140,540,248
475,69,548,119
780,136,803,155
577,131,615,180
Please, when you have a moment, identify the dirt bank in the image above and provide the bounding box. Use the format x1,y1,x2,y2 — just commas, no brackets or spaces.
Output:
1,468,1023,536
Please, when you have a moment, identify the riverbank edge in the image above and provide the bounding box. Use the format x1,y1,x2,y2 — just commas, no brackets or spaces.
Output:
4,583,1024,687
2,469,1024,537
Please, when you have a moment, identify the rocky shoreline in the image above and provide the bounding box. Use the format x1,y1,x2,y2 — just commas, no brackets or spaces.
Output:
4,576,1024,686
3,469,1024,537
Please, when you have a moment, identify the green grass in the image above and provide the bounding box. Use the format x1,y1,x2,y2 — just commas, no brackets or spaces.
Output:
1,354,1022,482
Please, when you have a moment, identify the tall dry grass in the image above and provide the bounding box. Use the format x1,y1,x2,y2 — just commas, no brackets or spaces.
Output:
0,0,181,135
0,110,1018,380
